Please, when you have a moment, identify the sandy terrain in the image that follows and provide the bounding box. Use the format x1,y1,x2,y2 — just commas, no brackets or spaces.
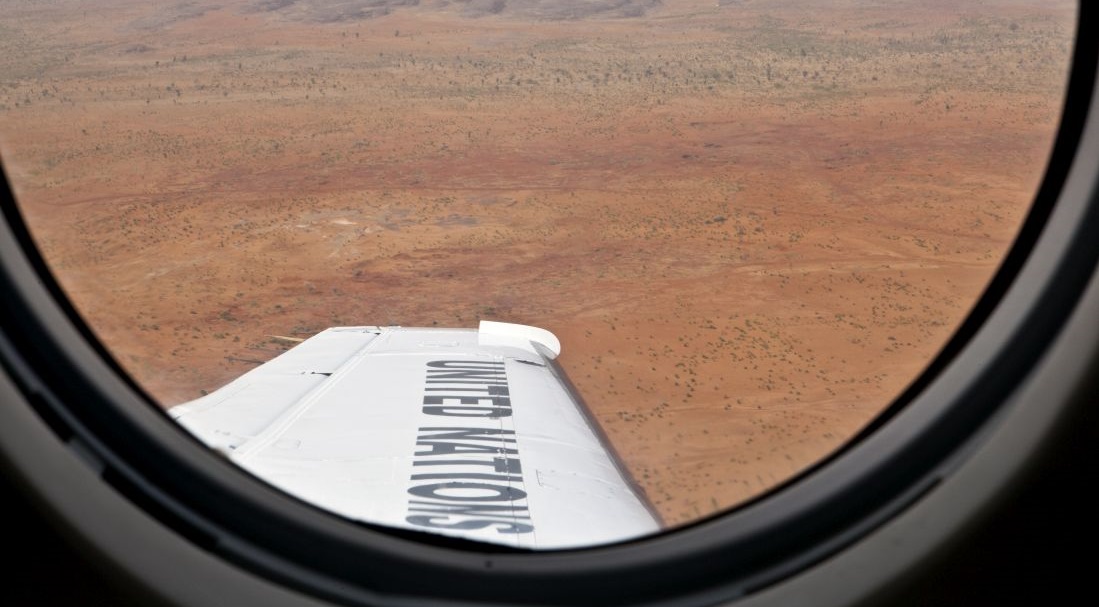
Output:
0,0,1074,528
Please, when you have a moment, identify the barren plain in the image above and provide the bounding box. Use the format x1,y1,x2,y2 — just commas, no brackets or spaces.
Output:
0,0,1075,527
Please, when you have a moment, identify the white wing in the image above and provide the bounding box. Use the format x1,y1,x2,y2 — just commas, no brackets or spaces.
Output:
170,322,661,549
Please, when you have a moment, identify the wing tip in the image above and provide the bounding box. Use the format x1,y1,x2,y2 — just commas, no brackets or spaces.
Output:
478,320,561,358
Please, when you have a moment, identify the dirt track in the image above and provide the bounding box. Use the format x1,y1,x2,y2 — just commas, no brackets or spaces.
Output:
0,0,1074,527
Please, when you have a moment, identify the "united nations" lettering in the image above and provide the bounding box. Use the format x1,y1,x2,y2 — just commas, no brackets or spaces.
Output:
404,360,534,535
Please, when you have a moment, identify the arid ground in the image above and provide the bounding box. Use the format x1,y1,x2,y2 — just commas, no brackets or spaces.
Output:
0,0,1074,528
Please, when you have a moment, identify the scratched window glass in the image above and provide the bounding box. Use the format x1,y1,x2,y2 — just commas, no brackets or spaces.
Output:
0,0,1075,548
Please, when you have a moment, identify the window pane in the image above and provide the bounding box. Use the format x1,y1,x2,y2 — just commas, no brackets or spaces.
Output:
0,0,1076,544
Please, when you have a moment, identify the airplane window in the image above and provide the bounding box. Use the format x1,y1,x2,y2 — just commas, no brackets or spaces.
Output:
0,0,1077,551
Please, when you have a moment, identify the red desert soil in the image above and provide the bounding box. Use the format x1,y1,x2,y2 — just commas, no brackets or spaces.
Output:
0,0,1074,527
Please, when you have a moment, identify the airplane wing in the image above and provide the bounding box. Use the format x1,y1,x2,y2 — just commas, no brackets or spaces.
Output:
169,321,661,549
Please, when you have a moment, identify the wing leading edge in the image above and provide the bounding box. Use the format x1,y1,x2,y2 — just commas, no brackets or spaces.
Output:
170,321,661,549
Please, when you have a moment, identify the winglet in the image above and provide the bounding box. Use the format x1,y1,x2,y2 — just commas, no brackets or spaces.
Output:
478,320,561,359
